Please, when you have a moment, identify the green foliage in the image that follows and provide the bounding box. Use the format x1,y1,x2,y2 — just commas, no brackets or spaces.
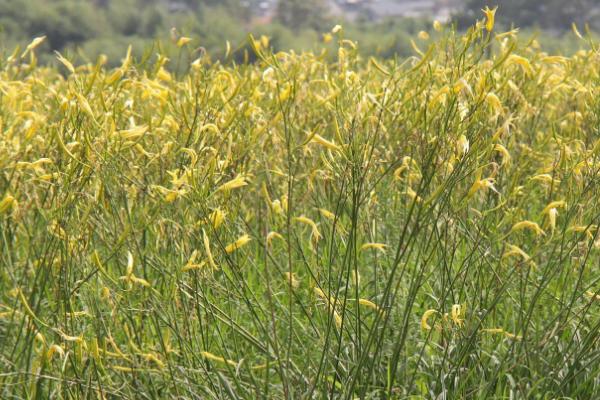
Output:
276,0,330,31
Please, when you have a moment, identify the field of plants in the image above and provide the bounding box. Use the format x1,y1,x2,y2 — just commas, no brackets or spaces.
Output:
1,11,600,399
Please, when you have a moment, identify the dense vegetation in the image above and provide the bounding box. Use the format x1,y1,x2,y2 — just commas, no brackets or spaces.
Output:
1,10,600,399
0,0,597,67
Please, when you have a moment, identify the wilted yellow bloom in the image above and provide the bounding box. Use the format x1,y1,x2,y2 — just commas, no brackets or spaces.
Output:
546,208,558,232
510,221,545,236
317,208,336,220
119,125,148,140
47,344,65,360
421,309,438,331
216,175,248,193
55,51,75,74
76,93,94,118
332,24,342,34
284,272,300,289
495,28,520,40
404,187,422,203
119,252,151,287
314,287,328,301
506,55,533,76
106,68,124,85
156,67,172,82
209,208,226,229
457,134,470,156
22,36,46,58
433,20,442,32
266,231,284,246
540,201,566,232
182,250,207,272
360,242,387,252
541,201,566,215
333,310,343,329
0,194,16,215
485,92,503,114
530,174,561,185
493,144,511,165
568,225,597,240
202,229,218,270
481,6,498,32
310,133,342,151
142,353,165,368
225,234,251,253
200,351,237,367
502,244,534,266
60,332,83,343
468,177,498,197
358,298,383,314
294,215,322,242
418,31,430,40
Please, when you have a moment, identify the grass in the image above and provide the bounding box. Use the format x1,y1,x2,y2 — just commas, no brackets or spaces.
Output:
1,15,600,399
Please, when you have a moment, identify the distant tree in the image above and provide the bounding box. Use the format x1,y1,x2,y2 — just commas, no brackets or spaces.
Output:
276,0,329,31
458,0,599,31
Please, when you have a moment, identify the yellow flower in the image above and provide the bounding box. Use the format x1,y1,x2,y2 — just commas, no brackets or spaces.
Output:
317,208,336,220
360,243,387,252
208,208,226,229
202,229,218,270
358,298,383,314
182,250,207,272
493,144,511,166
541,201,566,215
482,6,498,32
119,252,151,287
21,36,46,58
266,231,284,246
421,309,438,331
457,134,470,156
200,351,237,367
510,221,546,236
418,31,430,40
224,234,252,253
450,304,464,326
468,177,498,197
294,216,322,242
530,174,561,185
176,37,192,48
216,175,248,193
55,51,75,74
310,133,342,152
47,344,65,360
502,244,535,268
485,92,503,114
506,54,533,76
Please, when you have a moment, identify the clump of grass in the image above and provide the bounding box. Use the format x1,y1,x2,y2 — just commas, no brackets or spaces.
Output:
1,12,600,399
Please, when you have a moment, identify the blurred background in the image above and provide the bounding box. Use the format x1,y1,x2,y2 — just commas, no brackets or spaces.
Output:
1,0,598,65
